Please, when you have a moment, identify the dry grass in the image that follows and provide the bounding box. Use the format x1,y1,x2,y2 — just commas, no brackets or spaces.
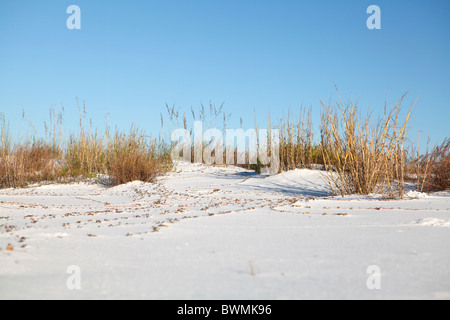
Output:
414,138,450,192
1,113,63,188
166,103,322,174
276,107,320,172
107,128,172,185
319,89,414,198
65,131,106,178
0,140,63,188
64,102,108,177
3,92,445,198
161,97,420,200
0,108,172,189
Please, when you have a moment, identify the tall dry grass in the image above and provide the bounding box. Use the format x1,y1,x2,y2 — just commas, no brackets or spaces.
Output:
413,138,450,192
1,113,65,188
163,103,322,174
4,92,444,198
276,107,320,172
0,140,62,188
107,127,172,185
319,90,414,198
0,107,172,189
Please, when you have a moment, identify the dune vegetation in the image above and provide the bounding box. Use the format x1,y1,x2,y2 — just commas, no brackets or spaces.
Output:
1,92,448,198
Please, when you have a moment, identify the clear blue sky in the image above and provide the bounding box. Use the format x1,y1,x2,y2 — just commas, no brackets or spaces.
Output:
1,0,449,149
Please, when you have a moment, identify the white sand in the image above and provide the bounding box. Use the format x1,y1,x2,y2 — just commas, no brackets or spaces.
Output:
1,162,449,299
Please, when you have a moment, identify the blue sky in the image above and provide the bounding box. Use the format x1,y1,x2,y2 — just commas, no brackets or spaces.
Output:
0,0,449,149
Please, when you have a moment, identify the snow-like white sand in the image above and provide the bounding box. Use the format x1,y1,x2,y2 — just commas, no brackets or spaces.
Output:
0,162,449,299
